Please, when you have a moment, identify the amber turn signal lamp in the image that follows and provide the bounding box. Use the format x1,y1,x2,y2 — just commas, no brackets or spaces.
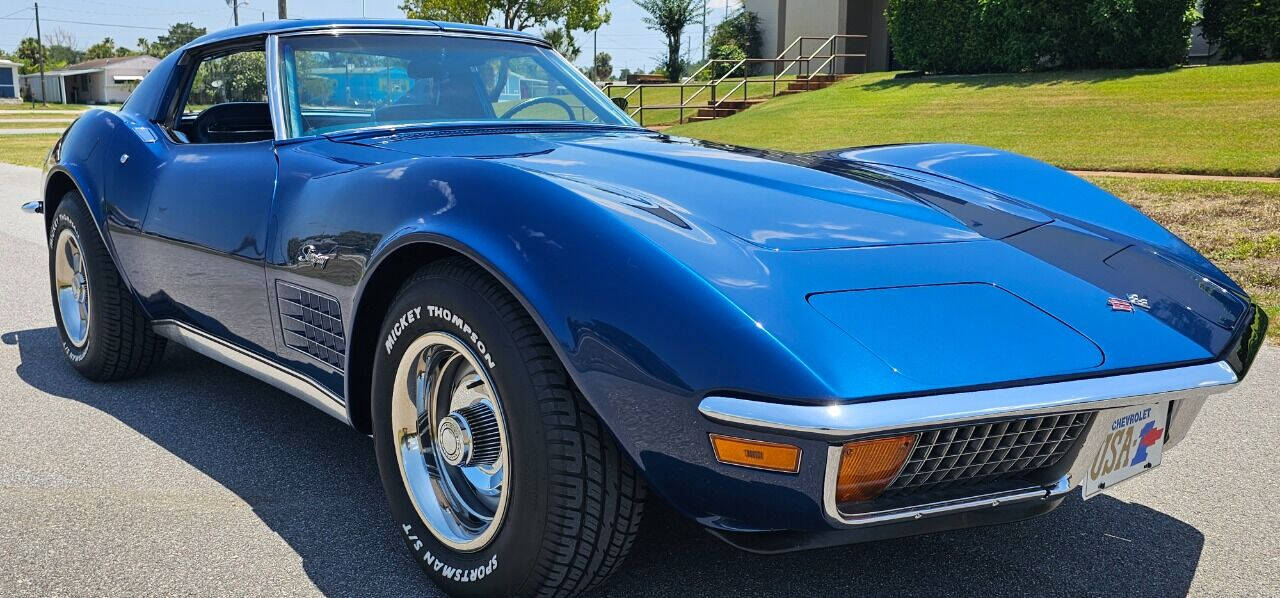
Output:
835,434,917,503
710,434,802,473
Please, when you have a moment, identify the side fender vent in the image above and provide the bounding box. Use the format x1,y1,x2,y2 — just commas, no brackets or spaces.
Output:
276,281,345,371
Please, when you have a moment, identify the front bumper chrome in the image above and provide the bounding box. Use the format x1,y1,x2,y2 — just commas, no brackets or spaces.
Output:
698,361,1237,439
699,360,1238,529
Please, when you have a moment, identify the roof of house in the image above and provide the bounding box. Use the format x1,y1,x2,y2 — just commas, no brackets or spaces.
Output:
17,55,160,78
0,59,20,68
20,68,102,79
65,55,159,70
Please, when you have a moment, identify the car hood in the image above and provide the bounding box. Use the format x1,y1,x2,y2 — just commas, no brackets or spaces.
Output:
345,128,1050,250
340,129,1254,396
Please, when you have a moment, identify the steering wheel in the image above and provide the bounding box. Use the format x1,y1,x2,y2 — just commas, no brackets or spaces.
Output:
498,96,576,120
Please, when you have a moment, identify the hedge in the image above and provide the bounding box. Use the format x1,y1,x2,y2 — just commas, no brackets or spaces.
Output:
1202,0,1280,60
886,0,1198,73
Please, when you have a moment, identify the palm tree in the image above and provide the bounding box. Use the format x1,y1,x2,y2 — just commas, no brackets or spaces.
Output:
635,0,701,82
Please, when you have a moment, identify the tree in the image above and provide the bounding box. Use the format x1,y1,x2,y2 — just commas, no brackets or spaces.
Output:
45,28,77,50
708,44,745,78
136,38,152,56
399,0,492,24
592,51,612,80
708,8,762,67
85,38,118,60
14,37,43,74
400,0,608,32
542,27,581,62
635,0,701,82
44,44,83,69
150,22,207,58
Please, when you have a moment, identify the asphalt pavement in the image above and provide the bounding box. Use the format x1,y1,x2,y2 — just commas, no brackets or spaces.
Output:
0,162,1276,597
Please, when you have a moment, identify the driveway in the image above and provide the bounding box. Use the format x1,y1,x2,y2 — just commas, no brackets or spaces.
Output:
0,163,1276,597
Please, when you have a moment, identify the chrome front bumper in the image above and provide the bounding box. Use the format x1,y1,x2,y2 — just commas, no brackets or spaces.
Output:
698,360,1238,528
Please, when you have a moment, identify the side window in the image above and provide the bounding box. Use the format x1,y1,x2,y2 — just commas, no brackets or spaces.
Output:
174,50,270,143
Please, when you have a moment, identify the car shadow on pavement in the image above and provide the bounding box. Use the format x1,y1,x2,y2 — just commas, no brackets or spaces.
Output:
4,327,1205,598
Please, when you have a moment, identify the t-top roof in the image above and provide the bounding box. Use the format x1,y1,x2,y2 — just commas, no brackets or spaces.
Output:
186,18,545,49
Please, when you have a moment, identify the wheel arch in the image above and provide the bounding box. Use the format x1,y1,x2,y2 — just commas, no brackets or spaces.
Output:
344,233,571,436
41,167,125,277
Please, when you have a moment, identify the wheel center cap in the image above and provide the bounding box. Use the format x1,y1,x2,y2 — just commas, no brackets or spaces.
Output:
436,415,471,467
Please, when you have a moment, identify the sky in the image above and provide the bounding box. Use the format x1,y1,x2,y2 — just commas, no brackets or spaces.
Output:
0,0,745,74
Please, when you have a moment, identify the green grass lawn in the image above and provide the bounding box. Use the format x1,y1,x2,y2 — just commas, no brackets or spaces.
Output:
1088,176,1279,343
0,121,73,129
0,103,115,111
604,77,795,127
0,134,58,168
668,63,1280,177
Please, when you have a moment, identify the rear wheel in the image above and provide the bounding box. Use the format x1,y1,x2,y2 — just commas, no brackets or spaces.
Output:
372,258,645,597
48,192,166,380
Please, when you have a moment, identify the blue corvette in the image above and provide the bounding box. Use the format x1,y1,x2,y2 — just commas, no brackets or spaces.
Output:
24,19,1267,597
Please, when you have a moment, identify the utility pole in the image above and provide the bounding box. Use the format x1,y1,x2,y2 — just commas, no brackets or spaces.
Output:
34,2,46,106
593,29,598,81
701,0,707,61
232,0,239,26
277,0,286,19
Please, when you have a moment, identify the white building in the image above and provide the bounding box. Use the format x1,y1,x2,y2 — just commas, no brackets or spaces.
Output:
0,59,20,103
21,55,159,104
742,0,891,73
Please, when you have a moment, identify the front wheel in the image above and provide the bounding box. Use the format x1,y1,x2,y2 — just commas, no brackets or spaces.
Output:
48,192,166,380
371,258,645,597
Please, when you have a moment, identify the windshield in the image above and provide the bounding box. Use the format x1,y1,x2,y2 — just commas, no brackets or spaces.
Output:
277,33,633,137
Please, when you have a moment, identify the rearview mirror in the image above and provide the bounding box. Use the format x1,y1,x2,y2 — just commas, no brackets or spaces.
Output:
610,96,628,110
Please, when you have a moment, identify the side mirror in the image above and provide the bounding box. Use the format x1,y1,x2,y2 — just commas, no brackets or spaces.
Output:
610,96,628,110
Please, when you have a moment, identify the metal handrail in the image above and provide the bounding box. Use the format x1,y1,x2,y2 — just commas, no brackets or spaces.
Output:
601,33,868,125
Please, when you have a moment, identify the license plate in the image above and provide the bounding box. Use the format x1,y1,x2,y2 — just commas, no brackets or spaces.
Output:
1082,403,1167,499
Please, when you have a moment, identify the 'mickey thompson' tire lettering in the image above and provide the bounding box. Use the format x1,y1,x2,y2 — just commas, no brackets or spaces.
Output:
383,304,496,369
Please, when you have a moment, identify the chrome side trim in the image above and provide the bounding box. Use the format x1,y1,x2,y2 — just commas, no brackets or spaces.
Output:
265,34,287,141
699,361,1237,439
152,319,350,425
820,451,1070,527
21,200,44,214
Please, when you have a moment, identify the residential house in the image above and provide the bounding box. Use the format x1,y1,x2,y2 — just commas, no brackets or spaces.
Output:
0,59,20,103
20,55,159,104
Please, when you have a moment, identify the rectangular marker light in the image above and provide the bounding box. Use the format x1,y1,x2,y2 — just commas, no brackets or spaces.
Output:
710,434,802,473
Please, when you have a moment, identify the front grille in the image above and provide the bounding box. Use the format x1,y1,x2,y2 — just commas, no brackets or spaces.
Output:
276,281,345,371
884,412,1093,495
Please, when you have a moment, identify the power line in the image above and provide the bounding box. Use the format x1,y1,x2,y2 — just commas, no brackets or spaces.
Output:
0,16,167,30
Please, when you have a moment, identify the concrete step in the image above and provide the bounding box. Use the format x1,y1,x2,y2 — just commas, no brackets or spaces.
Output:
696,107,740,118
786,81,832,91
684,116,719,123
715,99,768,110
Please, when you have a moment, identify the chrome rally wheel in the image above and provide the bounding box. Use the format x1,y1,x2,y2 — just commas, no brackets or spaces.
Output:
371,258,646,598
391,332,509,552
53,227,91,348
